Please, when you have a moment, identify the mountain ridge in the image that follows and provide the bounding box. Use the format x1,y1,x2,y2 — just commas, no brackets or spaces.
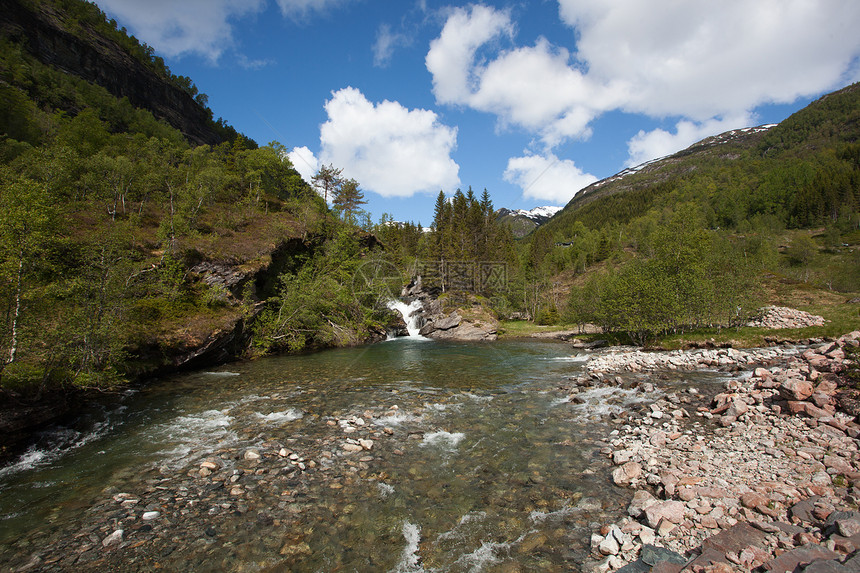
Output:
574,123,778,205
540,82,860,238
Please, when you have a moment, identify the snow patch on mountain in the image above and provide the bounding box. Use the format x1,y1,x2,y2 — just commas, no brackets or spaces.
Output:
588,123,778,191
498,206,562,223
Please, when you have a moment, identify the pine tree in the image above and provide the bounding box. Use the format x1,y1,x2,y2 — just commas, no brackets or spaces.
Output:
311,164,343,205
431,190,448,260
332,178,366,223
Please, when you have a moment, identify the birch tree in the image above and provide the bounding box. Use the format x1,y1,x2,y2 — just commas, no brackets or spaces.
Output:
0,173,54,365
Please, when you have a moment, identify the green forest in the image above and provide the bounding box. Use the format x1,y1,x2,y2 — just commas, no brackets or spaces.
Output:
0,2,381,395
1,0,859,404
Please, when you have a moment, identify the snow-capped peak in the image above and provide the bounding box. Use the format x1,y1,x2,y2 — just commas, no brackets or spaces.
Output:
510,206,562,221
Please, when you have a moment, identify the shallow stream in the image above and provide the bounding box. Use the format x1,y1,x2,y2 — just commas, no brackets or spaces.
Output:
0,338,716,572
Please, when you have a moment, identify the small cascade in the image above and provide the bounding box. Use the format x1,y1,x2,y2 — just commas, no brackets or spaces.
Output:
387,299,424,337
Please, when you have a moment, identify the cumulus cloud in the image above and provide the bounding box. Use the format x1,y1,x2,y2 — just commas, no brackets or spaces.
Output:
287,146,319,185
425,5,619,147
317,87,460,198
427,1,860,163
426,4,514,104
625,113,755,167
96,0,265,61
503,153,597,204
557,0,860,120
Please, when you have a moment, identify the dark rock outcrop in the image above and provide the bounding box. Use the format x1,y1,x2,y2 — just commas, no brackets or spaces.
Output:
0,0,223,145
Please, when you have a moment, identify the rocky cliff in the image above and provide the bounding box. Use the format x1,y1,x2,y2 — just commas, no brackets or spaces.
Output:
0,0,223,145
399,279,499,341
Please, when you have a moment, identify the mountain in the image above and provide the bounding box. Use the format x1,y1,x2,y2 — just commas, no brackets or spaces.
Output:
569,124,778,210
496,206,563,237
540,82,860,238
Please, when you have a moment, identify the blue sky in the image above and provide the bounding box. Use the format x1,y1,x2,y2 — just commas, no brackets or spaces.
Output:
93,0,860,225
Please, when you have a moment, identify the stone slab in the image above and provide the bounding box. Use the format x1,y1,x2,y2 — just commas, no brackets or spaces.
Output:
762,544,842,572
650,562,684,573
683,548,731,570
615,560,649,573
800,560,854,573
790,496,825,524
640,544,687,566
701,522,767,555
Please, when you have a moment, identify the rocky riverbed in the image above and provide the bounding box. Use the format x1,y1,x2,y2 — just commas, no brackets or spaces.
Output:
3,332,857,572
570,331,860,572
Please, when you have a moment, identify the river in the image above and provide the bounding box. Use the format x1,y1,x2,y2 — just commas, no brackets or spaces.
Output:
0,338,675,572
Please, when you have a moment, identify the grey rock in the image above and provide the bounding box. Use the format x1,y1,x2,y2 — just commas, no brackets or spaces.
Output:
640,544,687,566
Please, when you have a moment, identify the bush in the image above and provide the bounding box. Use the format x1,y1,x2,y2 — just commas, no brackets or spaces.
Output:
0,361,46,395
536,305,559,325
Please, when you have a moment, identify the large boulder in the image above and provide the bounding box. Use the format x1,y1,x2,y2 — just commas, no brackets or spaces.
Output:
780,379,814,401
612,461,642,486
643,501,686,529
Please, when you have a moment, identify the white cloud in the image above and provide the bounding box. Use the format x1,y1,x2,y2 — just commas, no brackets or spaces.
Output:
274,0,352,22
287,146,319,185
318,87,460,198
427,1,860,156
425,5,621,147
504,153,597,204
625,113,755,167
557,0,860,120
236,54,274,70
96,0,358,61
96,0,265,61
373,23,411,68
426,5,514,104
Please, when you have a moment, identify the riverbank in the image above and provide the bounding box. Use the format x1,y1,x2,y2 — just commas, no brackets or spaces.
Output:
573,331,860,572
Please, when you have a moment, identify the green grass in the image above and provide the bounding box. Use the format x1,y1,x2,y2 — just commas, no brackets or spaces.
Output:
497,320,576,338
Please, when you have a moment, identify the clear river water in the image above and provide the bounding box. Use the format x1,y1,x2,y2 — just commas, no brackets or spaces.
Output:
0,338,689,572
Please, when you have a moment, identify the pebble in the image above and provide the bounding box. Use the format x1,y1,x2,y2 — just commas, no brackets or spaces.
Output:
102,530,123,548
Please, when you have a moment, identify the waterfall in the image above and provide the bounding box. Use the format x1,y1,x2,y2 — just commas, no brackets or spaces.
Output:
387,299,423,337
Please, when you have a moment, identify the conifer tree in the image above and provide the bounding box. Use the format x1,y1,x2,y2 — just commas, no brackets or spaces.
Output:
311,163,343,204
332,177,366,223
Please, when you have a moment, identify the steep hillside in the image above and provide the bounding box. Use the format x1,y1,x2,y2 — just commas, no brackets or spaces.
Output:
0,0,234,145
514,83,859,341
544,82,860,236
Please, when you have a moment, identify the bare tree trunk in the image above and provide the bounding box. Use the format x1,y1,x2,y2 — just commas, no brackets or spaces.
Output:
9,257,23,364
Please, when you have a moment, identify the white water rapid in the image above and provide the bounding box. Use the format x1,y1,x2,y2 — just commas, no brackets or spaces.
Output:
386,299,424,337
